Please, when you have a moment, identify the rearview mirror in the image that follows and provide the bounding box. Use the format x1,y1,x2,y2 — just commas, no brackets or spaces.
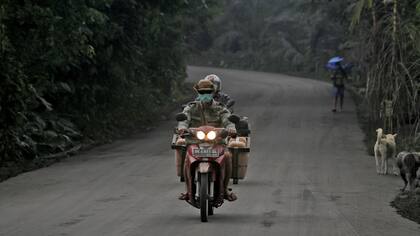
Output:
175,113,188,122
228,114,240,124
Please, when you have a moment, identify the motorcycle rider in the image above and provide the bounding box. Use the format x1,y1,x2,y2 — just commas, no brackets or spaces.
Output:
178,79,238,202
204,74,235,110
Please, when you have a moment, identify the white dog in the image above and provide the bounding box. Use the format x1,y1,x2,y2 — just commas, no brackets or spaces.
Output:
374,128,397,175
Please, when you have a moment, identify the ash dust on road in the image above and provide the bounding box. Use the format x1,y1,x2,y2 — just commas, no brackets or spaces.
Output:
0,66,419,236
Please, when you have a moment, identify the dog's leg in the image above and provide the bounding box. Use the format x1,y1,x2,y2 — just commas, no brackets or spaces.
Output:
374,151,380,174
391,158,399,175
380,152,386,175
408,169,418,191
391,149,398,175
400,169,408,192
407,172,414,191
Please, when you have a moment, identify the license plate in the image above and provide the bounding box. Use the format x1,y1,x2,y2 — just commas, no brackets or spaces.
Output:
193,148,218,158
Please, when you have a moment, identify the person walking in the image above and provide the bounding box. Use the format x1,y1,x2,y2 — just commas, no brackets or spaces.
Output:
331,61,348,112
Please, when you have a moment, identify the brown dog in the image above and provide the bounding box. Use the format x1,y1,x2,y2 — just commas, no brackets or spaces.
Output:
396,151,420,191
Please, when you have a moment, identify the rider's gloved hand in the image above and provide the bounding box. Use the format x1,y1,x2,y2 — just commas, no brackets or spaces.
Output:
177,128,188,135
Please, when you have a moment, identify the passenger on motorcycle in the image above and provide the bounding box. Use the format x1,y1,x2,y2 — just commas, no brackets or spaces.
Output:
178,79,238,202
204,74,235,110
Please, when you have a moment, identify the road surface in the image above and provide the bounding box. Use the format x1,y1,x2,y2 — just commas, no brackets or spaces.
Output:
0,66,419,235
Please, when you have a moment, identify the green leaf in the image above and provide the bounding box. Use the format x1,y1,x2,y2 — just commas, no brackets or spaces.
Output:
59,82,72,93
43,130,58,139
29,85,53,111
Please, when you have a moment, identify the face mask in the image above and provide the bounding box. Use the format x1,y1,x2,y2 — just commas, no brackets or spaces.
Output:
197,94,213,103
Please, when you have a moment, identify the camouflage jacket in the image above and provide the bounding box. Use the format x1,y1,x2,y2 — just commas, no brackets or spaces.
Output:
214,92,233,108
178,101,235,130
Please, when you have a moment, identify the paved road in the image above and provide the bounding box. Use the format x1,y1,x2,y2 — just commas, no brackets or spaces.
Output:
0,66,419,236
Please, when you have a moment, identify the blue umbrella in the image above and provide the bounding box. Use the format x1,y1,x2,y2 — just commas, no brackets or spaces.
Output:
326,56,344,70
328,56,344,64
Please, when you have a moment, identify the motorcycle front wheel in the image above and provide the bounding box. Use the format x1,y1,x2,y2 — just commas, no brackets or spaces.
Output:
200,173,208,222
207,176,214,215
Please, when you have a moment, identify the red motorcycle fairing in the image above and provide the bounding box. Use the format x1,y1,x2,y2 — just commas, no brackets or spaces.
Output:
184,144,227,202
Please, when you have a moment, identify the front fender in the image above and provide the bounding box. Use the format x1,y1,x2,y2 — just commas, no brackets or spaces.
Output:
198,162,210,173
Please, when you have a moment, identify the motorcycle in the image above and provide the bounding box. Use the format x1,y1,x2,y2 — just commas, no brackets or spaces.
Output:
171,113,236,222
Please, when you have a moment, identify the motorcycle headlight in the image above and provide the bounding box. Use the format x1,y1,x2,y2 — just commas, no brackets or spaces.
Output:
207,131,217,140
196,131,206,140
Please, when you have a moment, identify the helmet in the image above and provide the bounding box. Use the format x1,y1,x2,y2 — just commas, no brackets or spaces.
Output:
204,74,221,92
193,79,216,93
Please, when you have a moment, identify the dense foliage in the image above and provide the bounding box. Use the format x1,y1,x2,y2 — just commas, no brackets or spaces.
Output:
188,0,353,76
0,0,218,180
351,0,420,149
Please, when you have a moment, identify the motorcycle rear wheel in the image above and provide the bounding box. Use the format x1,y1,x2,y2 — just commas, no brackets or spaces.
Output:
200,173,208,222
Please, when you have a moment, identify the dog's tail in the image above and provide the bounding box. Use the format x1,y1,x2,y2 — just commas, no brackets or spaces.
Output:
376,128,383,143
